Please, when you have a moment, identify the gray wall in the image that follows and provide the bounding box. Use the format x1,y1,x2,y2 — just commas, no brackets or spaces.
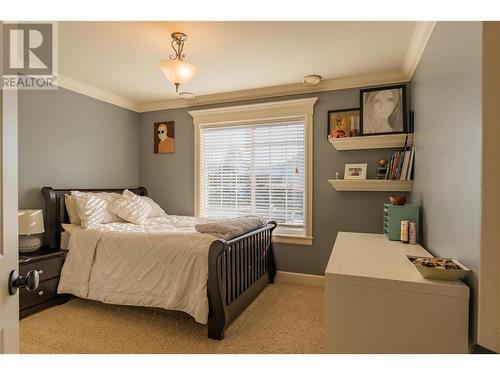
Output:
410,22,482,340
139,88,410,275
19,87,140,209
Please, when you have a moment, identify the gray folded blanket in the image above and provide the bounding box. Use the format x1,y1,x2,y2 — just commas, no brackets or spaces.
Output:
195,215,267,240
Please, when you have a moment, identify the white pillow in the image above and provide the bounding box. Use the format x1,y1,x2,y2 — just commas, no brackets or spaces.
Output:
71,191,122,228
109,189,152,224
64,194,81,225
142,196,167,218
120,190,166,218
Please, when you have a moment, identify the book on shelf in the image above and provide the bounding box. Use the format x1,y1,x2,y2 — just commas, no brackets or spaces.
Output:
399,149,411,180
409,110,415,133
407,146,415,180
385,146,415,181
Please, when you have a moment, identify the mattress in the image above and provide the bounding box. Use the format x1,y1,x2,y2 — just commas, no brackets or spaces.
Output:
57,215,218,324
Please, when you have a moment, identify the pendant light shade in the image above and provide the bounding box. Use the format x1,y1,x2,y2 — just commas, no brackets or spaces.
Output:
160,59,197,88
160,32,197,92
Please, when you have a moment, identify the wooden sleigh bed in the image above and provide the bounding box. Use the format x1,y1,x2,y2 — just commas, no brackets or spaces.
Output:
41,186,277,340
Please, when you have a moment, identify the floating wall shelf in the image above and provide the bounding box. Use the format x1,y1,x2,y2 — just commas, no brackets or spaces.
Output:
330,133,413,151
328,179,413,192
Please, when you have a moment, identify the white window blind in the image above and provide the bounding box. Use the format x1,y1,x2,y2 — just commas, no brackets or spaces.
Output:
199,119,306,236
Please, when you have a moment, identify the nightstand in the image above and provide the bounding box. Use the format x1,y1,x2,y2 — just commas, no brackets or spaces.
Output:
19,248,68,318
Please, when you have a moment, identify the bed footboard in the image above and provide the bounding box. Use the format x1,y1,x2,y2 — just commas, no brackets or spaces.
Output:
207,221,277,340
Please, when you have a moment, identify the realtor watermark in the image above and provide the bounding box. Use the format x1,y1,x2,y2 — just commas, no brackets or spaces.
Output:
2,22,58,89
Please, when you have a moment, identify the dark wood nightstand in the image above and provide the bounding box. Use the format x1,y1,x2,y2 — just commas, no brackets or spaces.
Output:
19,248,68,318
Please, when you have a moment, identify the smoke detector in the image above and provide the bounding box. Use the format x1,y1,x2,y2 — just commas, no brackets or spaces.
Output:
302,74,322,86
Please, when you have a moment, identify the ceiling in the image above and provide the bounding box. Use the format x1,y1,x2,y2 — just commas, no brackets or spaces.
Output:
58,21,425,111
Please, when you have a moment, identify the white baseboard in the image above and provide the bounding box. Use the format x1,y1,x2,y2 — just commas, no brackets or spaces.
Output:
275,271,325,288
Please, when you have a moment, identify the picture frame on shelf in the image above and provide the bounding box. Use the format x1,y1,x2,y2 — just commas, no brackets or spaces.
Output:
344,163,367,180
360,84,407,136
327,108,360,141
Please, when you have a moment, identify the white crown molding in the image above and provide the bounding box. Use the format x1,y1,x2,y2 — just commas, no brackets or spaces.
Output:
55,68,407,114
403,21,437,79
138,69,409,113
56,75,140,112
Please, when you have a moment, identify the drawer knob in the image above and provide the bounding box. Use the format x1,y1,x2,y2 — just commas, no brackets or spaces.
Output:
38,291,44,296
38,269,44,274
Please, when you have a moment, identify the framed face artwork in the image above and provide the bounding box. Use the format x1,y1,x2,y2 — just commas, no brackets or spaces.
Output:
360,84,407,135
154,121,175,153
344,163,367,180
327,108,360,140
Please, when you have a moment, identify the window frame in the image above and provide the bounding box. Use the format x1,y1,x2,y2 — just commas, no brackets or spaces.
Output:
189,97,317,246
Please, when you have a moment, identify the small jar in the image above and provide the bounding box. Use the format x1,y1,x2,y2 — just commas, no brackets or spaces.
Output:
400,220,409,243
409,221,417,244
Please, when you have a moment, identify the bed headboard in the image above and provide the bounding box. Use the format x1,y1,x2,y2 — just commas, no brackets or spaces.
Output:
41,186,148,249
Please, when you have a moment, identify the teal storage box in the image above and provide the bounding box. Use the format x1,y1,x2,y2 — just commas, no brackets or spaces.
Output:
383,204,420,241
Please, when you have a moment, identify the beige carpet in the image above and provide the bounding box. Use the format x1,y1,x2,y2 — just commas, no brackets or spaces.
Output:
20,282,324,354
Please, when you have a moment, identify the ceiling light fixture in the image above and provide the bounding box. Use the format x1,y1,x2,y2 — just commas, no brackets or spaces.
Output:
302,74,322,86
179,91,195,99
160,32,197,92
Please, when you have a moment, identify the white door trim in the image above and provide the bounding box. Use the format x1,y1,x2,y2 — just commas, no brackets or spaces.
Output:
0,81,20,355
0,21,20,353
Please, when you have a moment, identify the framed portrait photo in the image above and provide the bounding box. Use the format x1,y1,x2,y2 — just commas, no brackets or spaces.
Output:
327,108,360,141
154,121,175,153
360,84,407,136
344,163,367,180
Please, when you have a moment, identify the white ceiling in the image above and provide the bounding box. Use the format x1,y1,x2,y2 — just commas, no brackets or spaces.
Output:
58,21,419,108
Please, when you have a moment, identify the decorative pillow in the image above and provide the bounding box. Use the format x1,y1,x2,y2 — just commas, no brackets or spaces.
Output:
109,189,152,224
142,196,167,218
71,191,122,228
64,194,81,225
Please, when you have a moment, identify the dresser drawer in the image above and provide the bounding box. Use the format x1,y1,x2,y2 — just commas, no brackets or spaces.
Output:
20,256,64,282
20,277,59,311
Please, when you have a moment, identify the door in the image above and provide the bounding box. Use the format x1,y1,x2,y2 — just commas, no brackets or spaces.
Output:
478,21,500,353
0,22,20,354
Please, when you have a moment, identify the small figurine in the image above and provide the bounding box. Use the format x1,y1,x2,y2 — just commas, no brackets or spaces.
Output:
328,115,350,140
335,172,342,180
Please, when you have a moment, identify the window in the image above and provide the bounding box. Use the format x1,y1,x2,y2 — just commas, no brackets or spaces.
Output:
190,97,316,245
199,119,305,235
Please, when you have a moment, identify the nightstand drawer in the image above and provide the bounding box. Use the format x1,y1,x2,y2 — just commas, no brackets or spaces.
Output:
20,278,59,311
20,256,64,282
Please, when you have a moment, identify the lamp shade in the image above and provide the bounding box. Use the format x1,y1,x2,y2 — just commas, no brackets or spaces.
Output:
160,59,197,86
18,209,45,235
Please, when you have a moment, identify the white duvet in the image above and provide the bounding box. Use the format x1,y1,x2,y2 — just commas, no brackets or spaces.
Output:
58,215,218,324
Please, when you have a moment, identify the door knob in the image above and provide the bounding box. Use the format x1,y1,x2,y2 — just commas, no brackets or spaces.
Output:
8,270,40,295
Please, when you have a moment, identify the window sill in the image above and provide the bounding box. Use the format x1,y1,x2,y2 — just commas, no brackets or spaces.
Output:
272,234,313,246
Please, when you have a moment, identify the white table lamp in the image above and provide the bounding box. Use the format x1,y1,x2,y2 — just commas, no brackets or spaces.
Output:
18,209,45,253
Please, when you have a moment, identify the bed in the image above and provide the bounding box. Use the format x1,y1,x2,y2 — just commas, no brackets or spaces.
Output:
41,186,277,340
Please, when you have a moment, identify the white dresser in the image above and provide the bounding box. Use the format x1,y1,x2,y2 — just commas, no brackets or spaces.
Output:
325,232,469,354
